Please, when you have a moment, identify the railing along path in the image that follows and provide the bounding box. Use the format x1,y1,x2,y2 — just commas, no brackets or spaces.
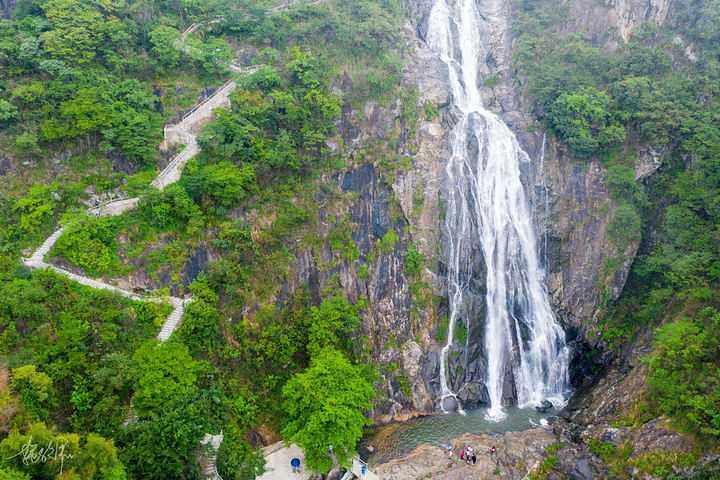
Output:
20,19,244,480
21,6,373,478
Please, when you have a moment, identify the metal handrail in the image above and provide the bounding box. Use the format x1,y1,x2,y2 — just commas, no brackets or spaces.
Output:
152,142,198,186
180,79,235,121
86,197,137,215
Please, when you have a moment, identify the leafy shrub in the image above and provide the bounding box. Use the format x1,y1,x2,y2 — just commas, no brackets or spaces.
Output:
547,86,625,158
454,320,467,345
435,316,449,342
405,248,424,276
53,216,122,277
607,203,641,252
379,231,399,254
424,102,438,120
343,241,360,262
646,308,720,439
10,365,54,420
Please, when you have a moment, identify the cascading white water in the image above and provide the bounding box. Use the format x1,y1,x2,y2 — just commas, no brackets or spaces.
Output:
540,133,549,269
427,0,569,419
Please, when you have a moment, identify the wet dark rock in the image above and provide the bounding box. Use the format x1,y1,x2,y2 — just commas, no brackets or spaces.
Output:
153,88,164,114
535,399,553,413
456,381,490,409
106,151,137,175
436,396,459,413
555,449,608,480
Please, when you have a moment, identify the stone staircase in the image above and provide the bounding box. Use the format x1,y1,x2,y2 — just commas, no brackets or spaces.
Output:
201,433,224,480
157,298,189,341
18,14,312,479
152,139,200,190
26,227,65,264
266,0,325,15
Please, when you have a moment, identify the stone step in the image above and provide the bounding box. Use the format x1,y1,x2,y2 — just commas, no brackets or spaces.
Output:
156,299,191,342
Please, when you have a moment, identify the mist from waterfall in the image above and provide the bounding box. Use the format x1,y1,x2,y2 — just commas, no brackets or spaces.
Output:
426,0,569,419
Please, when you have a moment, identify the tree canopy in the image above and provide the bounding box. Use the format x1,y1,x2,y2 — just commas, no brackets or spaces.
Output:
282,348,374,472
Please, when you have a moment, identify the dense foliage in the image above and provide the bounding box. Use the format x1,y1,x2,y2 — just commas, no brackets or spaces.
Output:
512,0,720,446
646,307,720,438
0,0,405,475
282,348,374,472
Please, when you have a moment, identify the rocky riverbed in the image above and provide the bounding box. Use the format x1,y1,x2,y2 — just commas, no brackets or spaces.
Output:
373,429,557,480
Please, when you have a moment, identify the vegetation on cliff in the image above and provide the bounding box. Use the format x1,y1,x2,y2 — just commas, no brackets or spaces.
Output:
511,0,720,463
0,0,405,477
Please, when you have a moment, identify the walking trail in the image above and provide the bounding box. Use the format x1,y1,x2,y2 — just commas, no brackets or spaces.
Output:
20,17,254,480
22,12,378,480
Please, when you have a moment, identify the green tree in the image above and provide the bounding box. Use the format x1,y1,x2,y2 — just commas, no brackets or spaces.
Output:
148,26,181,69
195,162,256,210
307,297,360,357
0,467,30,480
76,434,127,480
0,100,19,127
119,388,208,480
13,132,41,157
131,340,200,418
40,0,105,64
53,216,121,277
607,203,641,252
647,308,720,439
282,348,374,472
0,423,80,478
548,86,625,158
10,365,54,420
177,274,222,355
10,182,57,238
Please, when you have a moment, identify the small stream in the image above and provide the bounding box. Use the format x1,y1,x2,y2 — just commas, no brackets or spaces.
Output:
359,407,556,466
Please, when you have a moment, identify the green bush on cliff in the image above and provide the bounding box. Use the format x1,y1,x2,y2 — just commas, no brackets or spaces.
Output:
53,215,123,277
379,231,399,254
405,248,424,276
646,307,720,439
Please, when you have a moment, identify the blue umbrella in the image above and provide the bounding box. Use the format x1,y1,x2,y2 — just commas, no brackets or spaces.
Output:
291,458,301,467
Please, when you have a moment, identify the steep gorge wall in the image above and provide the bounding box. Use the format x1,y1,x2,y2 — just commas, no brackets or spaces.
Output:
351,0,662,419
90,0,664,422
275,0,658,421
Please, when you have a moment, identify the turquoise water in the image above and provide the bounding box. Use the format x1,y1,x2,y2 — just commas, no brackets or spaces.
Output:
360,406,555,466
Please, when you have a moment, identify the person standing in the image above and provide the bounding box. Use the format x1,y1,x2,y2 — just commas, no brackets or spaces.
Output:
490,446,497,458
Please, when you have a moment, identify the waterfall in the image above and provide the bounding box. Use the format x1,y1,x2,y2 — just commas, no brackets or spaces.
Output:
540,133,549,269
427,0,569,419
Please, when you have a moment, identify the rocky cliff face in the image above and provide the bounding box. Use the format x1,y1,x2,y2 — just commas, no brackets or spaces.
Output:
265,0,647,420
0,0,15,19
369,0,671,418
69,0,661,422
371,0,651,415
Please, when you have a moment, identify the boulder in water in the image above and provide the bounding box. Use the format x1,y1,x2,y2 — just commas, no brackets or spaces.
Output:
535,399,554,413
434,396,459,413
456,381,490,409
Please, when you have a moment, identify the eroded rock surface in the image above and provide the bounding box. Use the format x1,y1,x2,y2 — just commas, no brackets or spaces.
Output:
374,429,557,480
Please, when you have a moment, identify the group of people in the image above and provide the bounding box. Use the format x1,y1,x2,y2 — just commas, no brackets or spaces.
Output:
447,445,498,465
